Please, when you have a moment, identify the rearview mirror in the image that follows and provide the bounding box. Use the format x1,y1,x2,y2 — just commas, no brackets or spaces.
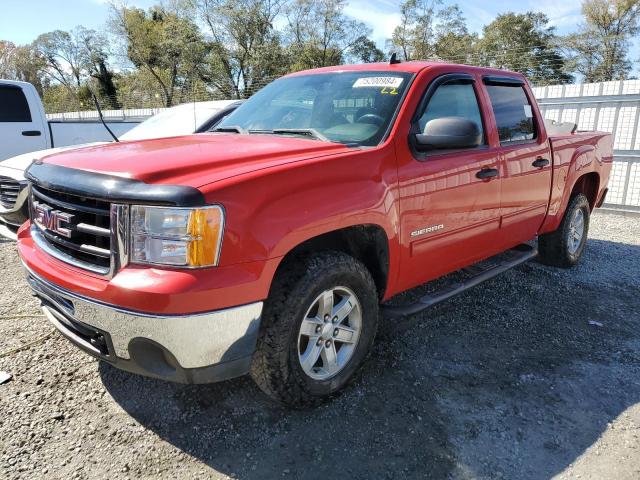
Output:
415,117,482,150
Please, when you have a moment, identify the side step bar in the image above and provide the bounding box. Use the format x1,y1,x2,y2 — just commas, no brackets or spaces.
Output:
381,244,538,318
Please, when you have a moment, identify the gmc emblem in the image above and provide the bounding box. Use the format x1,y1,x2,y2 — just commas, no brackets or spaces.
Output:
33,201,74,238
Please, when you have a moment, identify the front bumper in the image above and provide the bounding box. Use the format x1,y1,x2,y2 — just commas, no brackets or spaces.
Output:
18,222,279,315
26,266,264,384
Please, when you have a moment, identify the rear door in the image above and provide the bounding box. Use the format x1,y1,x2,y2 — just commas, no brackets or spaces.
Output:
483,78,552,244
0,83,48,160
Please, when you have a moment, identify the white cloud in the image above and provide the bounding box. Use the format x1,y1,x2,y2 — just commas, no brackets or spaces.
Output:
524,0,583,31
461,4,498,33
345,1,402,48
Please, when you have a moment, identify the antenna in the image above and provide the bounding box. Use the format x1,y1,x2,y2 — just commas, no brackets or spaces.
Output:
389,52,401,65
91,93,119,143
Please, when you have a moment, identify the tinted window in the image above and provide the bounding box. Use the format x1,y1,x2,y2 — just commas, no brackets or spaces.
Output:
419,81,484,142
0,85,32,122
486,85,535,144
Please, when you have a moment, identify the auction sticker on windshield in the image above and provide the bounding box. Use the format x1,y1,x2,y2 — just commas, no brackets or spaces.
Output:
353,77,404,88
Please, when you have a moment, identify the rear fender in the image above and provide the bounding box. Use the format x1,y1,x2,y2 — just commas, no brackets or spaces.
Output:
540,145,599,234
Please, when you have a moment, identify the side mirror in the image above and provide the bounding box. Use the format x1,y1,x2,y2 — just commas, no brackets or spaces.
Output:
415,117,482,150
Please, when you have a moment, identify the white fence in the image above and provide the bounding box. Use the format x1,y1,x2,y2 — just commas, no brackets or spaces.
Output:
46,107,159,122
534,81,640,211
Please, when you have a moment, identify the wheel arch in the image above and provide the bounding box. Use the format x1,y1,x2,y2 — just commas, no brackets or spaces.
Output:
271,224,391,301
540,147,602,234
570,171,600,210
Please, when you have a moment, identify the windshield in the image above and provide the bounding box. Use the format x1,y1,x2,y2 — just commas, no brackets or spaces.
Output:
120,103,227,141
217,71,413,146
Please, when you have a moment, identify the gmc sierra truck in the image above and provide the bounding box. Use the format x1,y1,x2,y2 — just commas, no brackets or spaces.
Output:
17,61,612,407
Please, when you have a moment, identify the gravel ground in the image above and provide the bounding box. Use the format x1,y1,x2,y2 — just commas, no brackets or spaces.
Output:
1,211,639,479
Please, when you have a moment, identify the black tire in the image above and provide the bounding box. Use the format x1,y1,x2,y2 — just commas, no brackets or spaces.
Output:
538,193,590,268
250,251,379,408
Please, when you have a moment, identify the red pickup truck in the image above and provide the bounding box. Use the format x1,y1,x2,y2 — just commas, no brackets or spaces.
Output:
17,61,612,407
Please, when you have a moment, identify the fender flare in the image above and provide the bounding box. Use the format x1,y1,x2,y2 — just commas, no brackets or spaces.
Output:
565,146,599,207
268,220,399,295
541,145,600,234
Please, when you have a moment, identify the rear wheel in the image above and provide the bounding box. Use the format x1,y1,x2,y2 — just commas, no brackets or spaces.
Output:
538,193,590,268
250,251,379,407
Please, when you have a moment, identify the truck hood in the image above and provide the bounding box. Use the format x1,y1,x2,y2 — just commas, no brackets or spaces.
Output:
39,134,353,188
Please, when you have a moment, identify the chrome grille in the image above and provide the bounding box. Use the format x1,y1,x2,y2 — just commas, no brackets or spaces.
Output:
0,176,21,209
30,185,115,275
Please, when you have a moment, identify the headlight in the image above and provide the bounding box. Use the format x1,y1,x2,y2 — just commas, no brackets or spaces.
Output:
130,205,224,267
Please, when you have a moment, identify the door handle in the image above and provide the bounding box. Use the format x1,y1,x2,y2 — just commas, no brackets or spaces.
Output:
22,130,42,136
476,168,499,180
532,158,549,168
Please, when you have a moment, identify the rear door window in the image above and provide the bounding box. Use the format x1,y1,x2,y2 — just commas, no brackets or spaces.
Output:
485,84,536,144
0,85,32,122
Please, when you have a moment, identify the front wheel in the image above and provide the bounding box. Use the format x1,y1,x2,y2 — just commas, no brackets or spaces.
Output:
538,193,590,268
250,251,379,407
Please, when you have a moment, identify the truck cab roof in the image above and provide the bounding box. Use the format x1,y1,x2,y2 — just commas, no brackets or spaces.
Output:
286,61,527,81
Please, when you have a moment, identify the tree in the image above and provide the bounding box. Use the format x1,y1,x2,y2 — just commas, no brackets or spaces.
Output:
190,0,287,99
564,0,640,82
0,41,48,95
33,30,85,91
0,41,17,78
285,0,370,70
111,5,207,106
433,5,478,63
349,36,385,63
479,13,572,85
75,27,120,108
390,0,437,60
388,0,475,62
31,27,120,106
115,69,181,108
12,45,48,95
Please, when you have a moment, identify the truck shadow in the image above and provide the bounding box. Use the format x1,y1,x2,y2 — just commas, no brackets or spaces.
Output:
100,238,640,479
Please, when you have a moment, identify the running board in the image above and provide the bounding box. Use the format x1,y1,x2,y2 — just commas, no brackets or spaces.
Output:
381,244,538,318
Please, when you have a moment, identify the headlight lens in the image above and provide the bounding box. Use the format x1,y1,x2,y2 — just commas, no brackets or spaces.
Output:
130,205,224,267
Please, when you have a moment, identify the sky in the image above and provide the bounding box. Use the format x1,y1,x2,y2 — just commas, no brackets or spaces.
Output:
1,0,638,73
1,0,587,45
344,0,586,46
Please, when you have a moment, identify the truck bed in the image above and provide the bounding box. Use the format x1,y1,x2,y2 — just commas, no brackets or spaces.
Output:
541,131,613,234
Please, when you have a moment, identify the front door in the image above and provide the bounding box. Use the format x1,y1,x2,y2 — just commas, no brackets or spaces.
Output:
396,74,503,292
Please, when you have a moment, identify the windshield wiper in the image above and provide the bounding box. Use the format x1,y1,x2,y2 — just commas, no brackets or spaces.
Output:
212,125,247,134
248,128,330,142
272,128,330,142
